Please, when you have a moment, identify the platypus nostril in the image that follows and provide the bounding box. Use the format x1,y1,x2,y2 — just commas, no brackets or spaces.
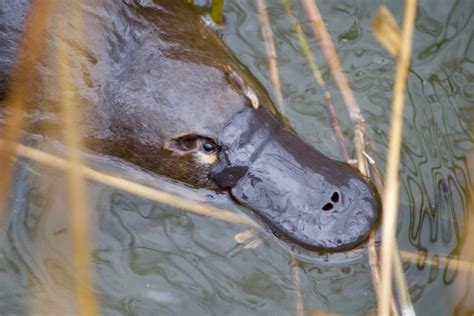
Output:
322,203,333,211
331,192,340,203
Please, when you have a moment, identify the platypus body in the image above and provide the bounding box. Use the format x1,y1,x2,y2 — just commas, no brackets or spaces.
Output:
0,0,379,251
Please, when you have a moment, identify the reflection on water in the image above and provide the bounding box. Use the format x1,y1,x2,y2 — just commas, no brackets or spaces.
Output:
0,0,473,315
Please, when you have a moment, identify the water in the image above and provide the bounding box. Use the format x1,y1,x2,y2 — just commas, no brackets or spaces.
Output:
1,0,473,315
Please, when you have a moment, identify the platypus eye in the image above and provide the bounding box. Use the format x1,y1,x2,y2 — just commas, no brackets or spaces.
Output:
202,142,216,153
167,134,219,155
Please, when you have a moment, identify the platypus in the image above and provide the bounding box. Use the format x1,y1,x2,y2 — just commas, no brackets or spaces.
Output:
0,0,379,251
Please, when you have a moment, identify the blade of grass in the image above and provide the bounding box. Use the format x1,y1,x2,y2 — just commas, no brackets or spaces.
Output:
378,0,417,315
56,3,99,314
0,0,56,224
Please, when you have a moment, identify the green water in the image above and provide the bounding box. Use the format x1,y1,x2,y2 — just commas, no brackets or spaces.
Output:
1,0,473,315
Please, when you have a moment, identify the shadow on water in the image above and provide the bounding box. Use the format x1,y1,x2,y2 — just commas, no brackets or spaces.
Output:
0,0,473,315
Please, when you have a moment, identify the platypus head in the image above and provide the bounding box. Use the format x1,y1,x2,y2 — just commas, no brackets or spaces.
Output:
101,56,379,252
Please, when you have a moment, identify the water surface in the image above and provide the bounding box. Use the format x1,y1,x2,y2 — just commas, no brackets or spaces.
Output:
1,0,473,315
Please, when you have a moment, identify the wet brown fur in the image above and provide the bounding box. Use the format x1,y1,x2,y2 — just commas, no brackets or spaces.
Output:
0,0,274,188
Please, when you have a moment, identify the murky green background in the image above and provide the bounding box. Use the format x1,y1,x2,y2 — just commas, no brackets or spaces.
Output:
1,0,473,315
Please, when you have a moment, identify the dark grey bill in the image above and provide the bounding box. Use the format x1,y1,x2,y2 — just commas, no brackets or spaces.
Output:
211,108,380,251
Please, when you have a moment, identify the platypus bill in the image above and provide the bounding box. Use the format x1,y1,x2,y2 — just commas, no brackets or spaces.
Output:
0,0,380,251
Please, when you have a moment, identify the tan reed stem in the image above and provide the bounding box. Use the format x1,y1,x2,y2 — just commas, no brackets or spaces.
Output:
7,142,256,228
367,232,382,301
282,0,349,161
56,4,99,315
299,0,386,310
400,250,474,272
256,1,302,312
0,0,56,224
366,169,402,315
378,0,417,315
392,244,415,315
371,6,402,58
291,255,304,316
211,0,224,25
300,0,367,175
299,1,415,314
256,0,287,124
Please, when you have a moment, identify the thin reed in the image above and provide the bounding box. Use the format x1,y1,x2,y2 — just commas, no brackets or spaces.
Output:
297,0,393,313
0,0,56,223
256,2,303,313
211,0,224,25
300,0,368,176
378,1,417,315
8,142,255,227
371,7,402,58
400,250,474,272
298,1,418,314
56,3,99,314
257,2,412,314
256,0,286,123
282,0,349,161
291,255,304,316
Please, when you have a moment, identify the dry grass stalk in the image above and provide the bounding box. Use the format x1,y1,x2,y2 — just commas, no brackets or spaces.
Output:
367,231,401,316
298,0,389,311
400,250,474,272
453,166,474,310
366,153,385,195
256,0,286,122
0,0,56,223
300,0,367,176
56,4,99,315
367,232,381,300
371,7,402,58
211,0,224,25
290,255,304,316
282,0,349,161
256,1,302,312
7,142,256,228
368,165,409,315
299,1,415,313
368,210,400,315
378,0,417,315
369,171,413,316
392,244,415,315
